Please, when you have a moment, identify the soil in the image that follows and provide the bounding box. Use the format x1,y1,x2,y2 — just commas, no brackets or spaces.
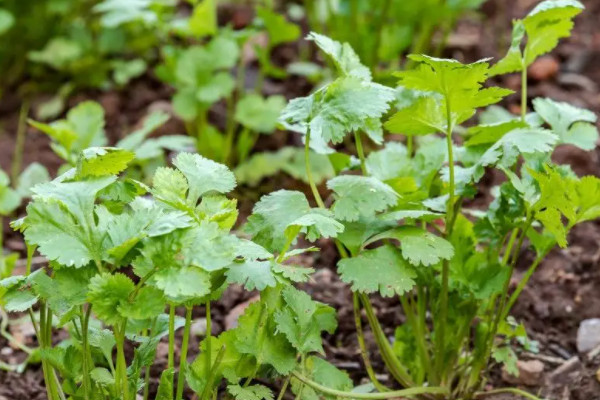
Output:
2,0,600,399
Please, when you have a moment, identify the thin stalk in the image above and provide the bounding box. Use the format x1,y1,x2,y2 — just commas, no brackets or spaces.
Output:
435,94,455,381
502,229,519,266
353,294,390,392
168,305,176,371
205,301,212,374
200,345,226,400
400,294,431,384
176,306,193,400
407,136,414,157
503,252,547,320
11,100,30,183
80,306,93,400
26,245,35,276
520,55,528,122
354,131,368,175
360,294,413,387
276,376,291,400
292,371,447,399
115,324,130,400
304,127,325,208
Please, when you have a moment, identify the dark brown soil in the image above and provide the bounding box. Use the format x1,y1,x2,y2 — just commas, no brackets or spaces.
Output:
2,0,600,399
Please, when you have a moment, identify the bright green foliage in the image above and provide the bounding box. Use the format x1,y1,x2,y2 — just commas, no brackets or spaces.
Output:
327,176,398,221
257,7,300,48
189,0,217,37
228,384,274,400
0,170,20,215
274,286,337,354
338,245,416,297
367,226,454,266
168,35,239,120
235,301,296,374
245,190,343,253
235,94,286,134
387,56,513,134
280,33,395,153
533,97,599,150
490,0,584,75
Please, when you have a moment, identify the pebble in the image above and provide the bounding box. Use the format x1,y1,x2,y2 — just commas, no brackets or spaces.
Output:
576,318,600,353
502,360,545,386
529,56,560,81
190,318,207,337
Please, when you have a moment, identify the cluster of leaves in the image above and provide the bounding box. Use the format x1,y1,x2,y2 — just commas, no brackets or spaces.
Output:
28,100,194,182
0,0,178,117
272,1,594,397
156,0,300,167
1,148,348,400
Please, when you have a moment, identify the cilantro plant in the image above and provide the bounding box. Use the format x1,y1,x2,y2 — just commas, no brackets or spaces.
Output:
29,100,194,181
1,147,342,400
157,0,299,166
274,1,596,397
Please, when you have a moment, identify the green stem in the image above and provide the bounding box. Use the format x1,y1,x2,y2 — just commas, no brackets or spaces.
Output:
435,94,455,382
168,305,176,371
80,306,93,400
407,136,414,157
292,371,447,399
176,306,193,400
360,294,413,387
354,131,368,175
200,345,226,400
520,56,528,122
276,376,291,400
503,252,547,320
353,293,390,392
11,100,30,184
115,323,130,400
370,0,391,68
304,127,325,208
205,301,212,374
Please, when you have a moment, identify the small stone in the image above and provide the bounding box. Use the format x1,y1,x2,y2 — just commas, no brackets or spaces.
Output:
190,318,207,337
502,360,545,386
529,56,560,81
577,318,600,353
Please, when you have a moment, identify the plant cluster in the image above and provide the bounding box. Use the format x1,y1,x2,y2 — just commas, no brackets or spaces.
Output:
1,1,599,400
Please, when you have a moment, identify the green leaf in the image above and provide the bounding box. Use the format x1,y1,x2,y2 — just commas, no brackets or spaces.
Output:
156,368,175,400
173,152,236,203
153,266,212,300
493,346,518,376
118,286,166,320
235,302,296,374
0,8,14,35
226,260,277,291
235,94,286,133
28,37,83,70
3,287,38,312
228,384,274,400
0,182,20,216
391,56,512,129
367,227,454,266
280,35,395,153
258,8,300,47
533,97,598,150
327,176,398,222
338,245,416,297
523,0,584,65
366,142,411,181
16,162,50,198
23,177,115,267
181,222,238,271
87,273,135,326
307,32,371,80
465,120,528,147
274,286,337,355
245,190,343,252
189,0,217,37
76,147,135,178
